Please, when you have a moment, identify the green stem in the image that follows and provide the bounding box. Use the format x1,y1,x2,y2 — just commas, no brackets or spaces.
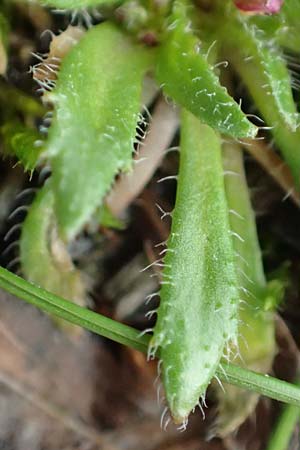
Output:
0,266,300,408
266,382,300,450
0,266,148,354
220,363,300,408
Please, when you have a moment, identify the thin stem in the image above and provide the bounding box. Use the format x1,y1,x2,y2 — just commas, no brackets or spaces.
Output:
266,381,300,450
219,363,300,408
1,266,300,408
0,266,149,354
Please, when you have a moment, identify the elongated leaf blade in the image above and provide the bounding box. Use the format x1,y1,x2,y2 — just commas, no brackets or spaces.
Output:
155,2,257,139
47,23,152,240
216,143,275,436
223,20,300,185
222,20,298,131
20,183,86,308
151,110,239,423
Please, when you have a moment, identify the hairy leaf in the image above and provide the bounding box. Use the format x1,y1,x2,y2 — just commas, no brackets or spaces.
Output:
155,1,257,139
222,19,298,132
46,22,152,240
1,122,44,172
253,0,300,52
151,110,239,423
216,143,276,437
222,20,300,185
20,183,86,309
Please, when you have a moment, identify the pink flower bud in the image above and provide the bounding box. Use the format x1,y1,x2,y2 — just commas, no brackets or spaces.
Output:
234,0,283,14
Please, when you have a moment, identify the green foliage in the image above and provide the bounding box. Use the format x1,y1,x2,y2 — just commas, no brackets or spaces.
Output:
234,85,300,186
217,144,276,436
1,122,44,172
222,19,300,184
278,0,300,51
1,266,300,409
224,21,299,131
222,19,298,131
20,183,86,307
253,0,300,52
2,0,300,436
47,22,152,240
156,1,257,139
151,110,239,423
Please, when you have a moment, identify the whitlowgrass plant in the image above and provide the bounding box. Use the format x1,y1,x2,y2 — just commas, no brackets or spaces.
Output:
1,0,300,437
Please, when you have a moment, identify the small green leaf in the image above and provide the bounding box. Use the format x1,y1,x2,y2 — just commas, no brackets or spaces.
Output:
216,143,276,436
20,183,86,308
222,19,300,185
155,1,257,139
46,22,152,240
222,19,298,131
151,110,239,423
1,122,44,172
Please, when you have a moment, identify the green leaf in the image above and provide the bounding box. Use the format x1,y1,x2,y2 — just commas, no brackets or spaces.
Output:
254,0,300,52
216,143,276,436
279,0,300,52
222,20,300,185
37,0,122,8
155,1,257,139
20,183,86,308
46,22,152,240
150,110,239,423
222,19,298,132
1,122,44,172
0,266,300,408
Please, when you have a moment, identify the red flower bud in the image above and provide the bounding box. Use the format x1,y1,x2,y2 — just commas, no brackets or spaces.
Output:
234,0,283,14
